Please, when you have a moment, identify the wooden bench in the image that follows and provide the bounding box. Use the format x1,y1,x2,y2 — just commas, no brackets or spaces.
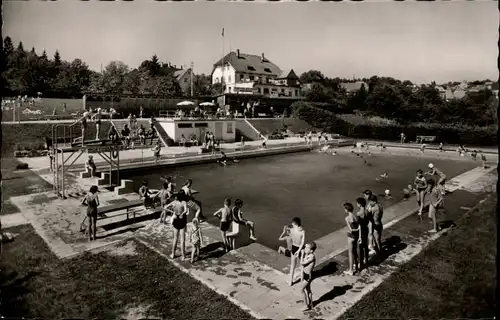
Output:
416,135,436,143
79,199,159,233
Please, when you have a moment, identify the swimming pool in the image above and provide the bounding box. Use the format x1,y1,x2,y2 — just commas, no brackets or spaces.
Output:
121,151,477,250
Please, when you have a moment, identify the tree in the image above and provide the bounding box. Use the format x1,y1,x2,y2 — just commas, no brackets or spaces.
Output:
299,70,325,84
150,54,161,76
41,50,48,60
304,83,329,102
53,50,62,66
101,61,129,94
31,47,36,54
17,41,24,52
3,36,14,57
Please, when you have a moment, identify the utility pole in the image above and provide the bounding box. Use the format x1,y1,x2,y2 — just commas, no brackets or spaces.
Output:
190,61,194,98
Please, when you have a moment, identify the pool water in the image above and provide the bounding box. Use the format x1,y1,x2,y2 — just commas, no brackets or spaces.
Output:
121,151,477,250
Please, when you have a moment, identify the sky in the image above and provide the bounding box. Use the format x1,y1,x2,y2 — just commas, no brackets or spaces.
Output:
3,1,498,84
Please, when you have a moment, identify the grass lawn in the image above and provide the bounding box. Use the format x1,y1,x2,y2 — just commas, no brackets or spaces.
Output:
341,194,497,320
0,225,254,319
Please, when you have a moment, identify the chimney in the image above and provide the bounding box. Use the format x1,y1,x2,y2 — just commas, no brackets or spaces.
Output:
261,53,265,62
236,49,240,58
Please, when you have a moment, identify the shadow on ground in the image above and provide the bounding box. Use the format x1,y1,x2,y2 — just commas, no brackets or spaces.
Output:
314,284,353,307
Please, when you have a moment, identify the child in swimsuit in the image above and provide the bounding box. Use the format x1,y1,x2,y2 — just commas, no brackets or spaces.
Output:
301,242,317,311
156,182,172,224
189,218,203,263
214,198,233,253
278,225,293,257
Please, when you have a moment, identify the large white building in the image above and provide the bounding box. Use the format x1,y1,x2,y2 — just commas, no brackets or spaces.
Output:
211,50,302,99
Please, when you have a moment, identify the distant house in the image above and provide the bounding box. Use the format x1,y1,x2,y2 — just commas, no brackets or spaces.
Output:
340,81,368,94
174,68,193,95
211,49,302,99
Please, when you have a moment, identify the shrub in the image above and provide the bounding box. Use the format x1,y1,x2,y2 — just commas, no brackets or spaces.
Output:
291,101,497,146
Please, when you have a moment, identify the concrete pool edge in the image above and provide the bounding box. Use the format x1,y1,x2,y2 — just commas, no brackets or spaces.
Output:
28,139,354,175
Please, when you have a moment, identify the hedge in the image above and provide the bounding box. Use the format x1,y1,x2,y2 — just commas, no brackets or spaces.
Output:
291,101,497,146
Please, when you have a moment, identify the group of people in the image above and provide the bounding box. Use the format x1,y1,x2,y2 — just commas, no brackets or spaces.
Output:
147,178,258,262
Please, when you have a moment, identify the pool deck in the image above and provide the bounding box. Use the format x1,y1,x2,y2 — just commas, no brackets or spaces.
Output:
2,142,497,319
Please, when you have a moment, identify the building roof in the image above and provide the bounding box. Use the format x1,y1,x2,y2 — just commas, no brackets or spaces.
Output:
341,81,368,93
213,51,282,76
277,69,299,80
173,69,190,80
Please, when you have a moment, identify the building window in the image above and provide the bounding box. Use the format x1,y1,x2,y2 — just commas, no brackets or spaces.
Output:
271,88,277,92
295,90,299,96
227,122,233,134
288,91,292,97
247,66,256,71
240,74,244,81
228,75,232,82
257,88,261,93
264,68,272,73
194,123,208,128
178,123,193,128
264,88,269,94
262,77,266,83
250,75,254,81
184,78,188,83
281,88,285,93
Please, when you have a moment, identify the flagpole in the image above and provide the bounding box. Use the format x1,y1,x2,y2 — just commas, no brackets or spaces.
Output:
221,28,225,96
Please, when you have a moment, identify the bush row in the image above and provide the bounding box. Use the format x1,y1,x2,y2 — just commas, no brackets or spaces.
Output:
291,101,497,146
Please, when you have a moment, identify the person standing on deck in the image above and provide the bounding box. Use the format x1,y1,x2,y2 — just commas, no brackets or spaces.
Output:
344,202,360,275
181,179,205,222
155,182,172,224
164,191,189,260
414,169,428,216
288,217,305,286
368,195,384,256
426,163,447,196
81,185,100,241
356,197,370,270
149,117,156,145
80,111,89,146
92,108,102,140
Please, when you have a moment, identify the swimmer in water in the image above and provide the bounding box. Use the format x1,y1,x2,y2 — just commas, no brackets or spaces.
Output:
218,151,227,166
376,172,388,181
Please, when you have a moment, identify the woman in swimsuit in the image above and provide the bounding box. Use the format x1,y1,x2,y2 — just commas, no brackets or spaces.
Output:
81,185,100,241
288,217,305,286
414,169,428,216
164,191,189,260
213,198,233,252
344,202,360,275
